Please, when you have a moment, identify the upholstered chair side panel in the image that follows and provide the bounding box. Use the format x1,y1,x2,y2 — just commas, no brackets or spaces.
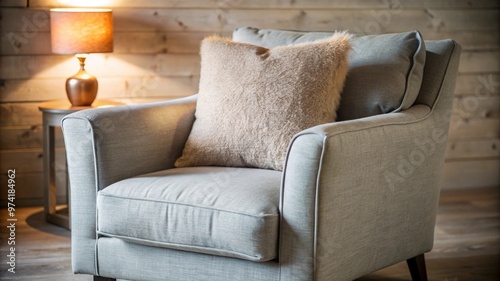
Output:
62,118,100,275
299,40,461,281
280,133,326,280
280,103,436,280
314,108,443,280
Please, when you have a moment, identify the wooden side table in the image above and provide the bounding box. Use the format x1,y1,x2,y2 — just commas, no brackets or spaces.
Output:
38,99,124,229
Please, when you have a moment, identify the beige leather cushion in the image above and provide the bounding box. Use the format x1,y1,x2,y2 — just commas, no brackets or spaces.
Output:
175,33,352,170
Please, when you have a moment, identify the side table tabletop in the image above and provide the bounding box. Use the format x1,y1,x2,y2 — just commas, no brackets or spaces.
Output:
38,99,124,229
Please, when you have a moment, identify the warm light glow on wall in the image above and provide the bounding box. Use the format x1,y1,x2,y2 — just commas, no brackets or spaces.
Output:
54,0,113,7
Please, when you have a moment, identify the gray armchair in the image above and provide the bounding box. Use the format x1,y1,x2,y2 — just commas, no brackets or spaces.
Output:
62,28,461,281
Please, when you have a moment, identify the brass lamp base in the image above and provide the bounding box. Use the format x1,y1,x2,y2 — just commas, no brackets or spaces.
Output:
66,54,98,106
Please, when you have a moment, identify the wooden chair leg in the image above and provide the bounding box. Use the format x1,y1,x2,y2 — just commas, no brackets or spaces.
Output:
94,276,116,281
406,254,428,281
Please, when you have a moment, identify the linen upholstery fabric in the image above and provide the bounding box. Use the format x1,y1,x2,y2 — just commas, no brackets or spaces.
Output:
97,166,281,262
233,27,426,121
175,34,352,170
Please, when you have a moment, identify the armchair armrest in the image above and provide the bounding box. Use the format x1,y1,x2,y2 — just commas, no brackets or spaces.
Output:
61,95,196,274
279,104,449,280
63,95,196,189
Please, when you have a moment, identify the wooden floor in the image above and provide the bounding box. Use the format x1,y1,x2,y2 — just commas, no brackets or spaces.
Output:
0,187,498,281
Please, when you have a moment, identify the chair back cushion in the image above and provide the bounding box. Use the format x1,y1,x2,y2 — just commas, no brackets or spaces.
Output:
233,27,426,121
415,40,461,109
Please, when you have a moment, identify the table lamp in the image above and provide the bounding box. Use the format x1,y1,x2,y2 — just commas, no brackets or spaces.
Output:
50,8,113,106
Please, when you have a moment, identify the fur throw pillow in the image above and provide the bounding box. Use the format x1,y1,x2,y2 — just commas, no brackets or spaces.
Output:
175,33,352,170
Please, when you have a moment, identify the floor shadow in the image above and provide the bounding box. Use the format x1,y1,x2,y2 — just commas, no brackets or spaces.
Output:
357,277,407,281
25,209,70,237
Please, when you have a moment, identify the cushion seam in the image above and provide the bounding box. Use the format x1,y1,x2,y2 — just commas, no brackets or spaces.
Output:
312,106,433,138
393,30,425,112
98,193,279,218
96,231,274,261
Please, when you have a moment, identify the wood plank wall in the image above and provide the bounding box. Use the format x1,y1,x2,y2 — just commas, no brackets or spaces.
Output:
1,0,499,206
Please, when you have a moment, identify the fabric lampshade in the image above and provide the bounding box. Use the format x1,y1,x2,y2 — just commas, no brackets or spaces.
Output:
50,8,113,54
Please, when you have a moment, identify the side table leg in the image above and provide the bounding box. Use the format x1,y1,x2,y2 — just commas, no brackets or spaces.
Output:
43,119,57,221
48,126,57,218
43,116,69,228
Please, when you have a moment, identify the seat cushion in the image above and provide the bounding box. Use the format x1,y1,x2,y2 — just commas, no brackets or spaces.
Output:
232,27,426,121
174,34,352,171
97,166,281,262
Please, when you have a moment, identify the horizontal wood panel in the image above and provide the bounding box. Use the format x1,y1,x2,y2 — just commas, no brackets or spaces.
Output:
419,9,500,32
0,147,66,173
0,8,50,32
0,171,67,206
0,54,201,79
0,102,42,126
448,117,500,140
454,74,500,96
0,95,185,126
2,8,498,33
428,30,500,51
0,0,26,7
0,50,496,80
0,76,199,102
1,31,218,55
0,126,42,149
0,126,64,150
452,95,500,119
113,31,209,54
112,9,499,33
458,51,500,73
441,159,500,189
445,139,500,160
2,29,498,56
26,0,500,9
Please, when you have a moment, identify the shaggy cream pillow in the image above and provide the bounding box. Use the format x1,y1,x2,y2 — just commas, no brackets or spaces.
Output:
175,33,352,170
